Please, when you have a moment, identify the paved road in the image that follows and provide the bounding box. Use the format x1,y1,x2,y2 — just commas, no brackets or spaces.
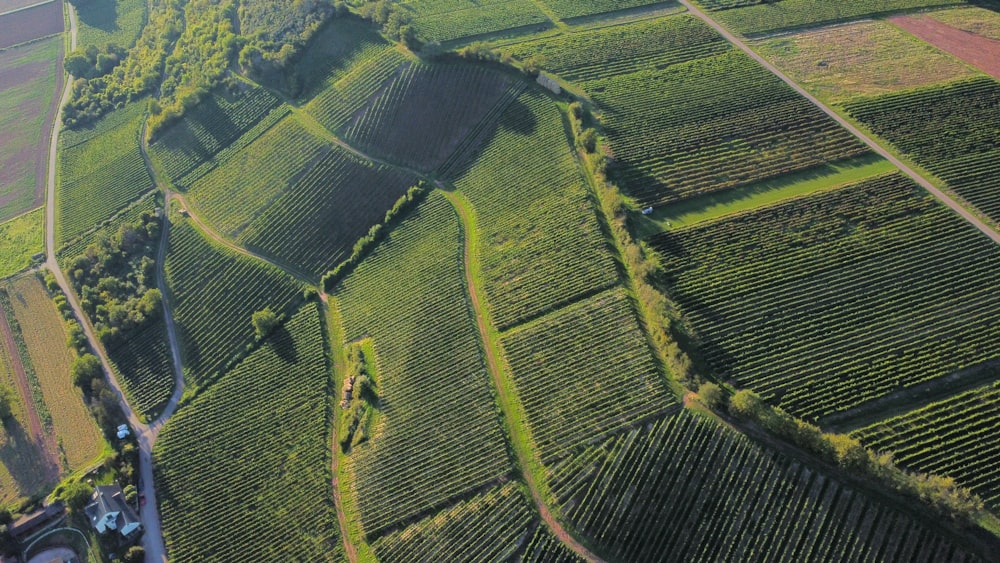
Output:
677,0,1000,245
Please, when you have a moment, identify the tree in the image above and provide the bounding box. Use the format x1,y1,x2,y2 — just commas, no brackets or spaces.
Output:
697,382,725,410
728,389,763,419
64,52,91,78
0,386,13,421
63,481,92,512
252,308,279,339
123,546,145,563
71,354,102,389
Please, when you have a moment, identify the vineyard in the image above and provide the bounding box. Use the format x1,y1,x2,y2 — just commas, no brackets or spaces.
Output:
5,275,103,471
149,84,287,188
538,0,670,20
501,15,730,83
342,62,516,172
402,0,551,43
155,306,342,561
501,289,673,460
546,410,978,562
451,90,618,330
650,173,1000,421
335,194,511,537
236,146,418,277
164,209,302,389
703,0,963,35
75,0,147,50
107,322,175,417
57,192,157,260
57,102,153,245
585,48,869,207
304,48,410,134
853,376,1000,511
185,116,329,238
841,77,1000,224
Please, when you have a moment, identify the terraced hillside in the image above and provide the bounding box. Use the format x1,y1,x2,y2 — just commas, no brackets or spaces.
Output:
650,173,1000,421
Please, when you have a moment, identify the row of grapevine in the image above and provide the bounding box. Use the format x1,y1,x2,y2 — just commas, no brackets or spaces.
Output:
841,77,1000,224
155,306,342,561
304,48,410,134
853,376,1000,511
342,62,516,172
74,0,146,51
335,193,511,537
405,0,551,43
57,192,157,261
106,321,175,417
538,0,668,20
547,411,979,562
185,116,330,238
705,0,962,35
237,146,417,278
451,89,619,331
164,210,302,389
501,288,674,461
502,15,731,83
649,173,1000,421
583,47,868,207
57,102,153,245
518,524,585,562
149,84,287,186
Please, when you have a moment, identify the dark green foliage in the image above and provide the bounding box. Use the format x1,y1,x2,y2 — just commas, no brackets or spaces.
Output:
338,343,377,453
70,354,103,390
251,308,279,340
62,481,92,512
64,44,127,79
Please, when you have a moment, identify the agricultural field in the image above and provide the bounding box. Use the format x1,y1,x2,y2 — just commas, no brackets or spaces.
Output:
929,5,1000,39
841,77,1000,224
57,191,156,260
236,146,418,278
164,208,302,389
156,306,342,561
853,376,1000,511
755,20,978,102
74,0,147,50
0,36,60,221
501,288,674,460
538,0,672,20
106,321,174,418
0,209,43,279
547,410,979,561
5,274,103,472
57,101,153,246
0,0,62,49
335,193,510,537
342,62,517,172
398,0,551,43
702,0,964,36
450,90,619,330
149,84,287,189
650,173,1000,421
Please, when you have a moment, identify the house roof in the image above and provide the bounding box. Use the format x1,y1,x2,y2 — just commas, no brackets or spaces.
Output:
84,485,142,537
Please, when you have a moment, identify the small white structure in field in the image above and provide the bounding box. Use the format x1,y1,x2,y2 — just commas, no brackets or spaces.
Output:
537,72,561,95
642,207,655,216
116,424,130,439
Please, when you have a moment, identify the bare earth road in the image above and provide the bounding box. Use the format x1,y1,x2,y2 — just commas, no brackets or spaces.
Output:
45,6,180,562
678,0,1000,245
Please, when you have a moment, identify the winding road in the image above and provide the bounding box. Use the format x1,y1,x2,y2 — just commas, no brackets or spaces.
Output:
678,0,1000,244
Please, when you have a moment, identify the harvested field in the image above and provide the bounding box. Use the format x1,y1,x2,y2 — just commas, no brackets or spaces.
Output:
0,0,44,13
0,0,62,49
890,14,1000,80
757,20,977,102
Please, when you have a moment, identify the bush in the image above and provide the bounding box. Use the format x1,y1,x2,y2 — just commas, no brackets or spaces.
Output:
63,481,92,512
728,389,763,419
251,308,279,340
71,354,103,389
697,382,725,410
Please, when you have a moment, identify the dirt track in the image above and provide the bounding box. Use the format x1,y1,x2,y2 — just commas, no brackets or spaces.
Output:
889,15,1000,81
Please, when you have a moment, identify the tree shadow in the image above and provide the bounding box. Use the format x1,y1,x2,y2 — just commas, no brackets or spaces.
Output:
270,324,298,364
74,0,121,36
0,418,58,496
498,96,537,136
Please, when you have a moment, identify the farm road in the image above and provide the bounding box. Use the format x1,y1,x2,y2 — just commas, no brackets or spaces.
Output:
678,0,1000,245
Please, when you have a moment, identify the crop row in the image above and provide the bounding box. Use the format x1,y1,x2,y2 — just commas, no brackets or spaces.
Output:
519,524,586,562
237,146,418,278
106,321,175,417
58,102,153,245
853,377,1000,511
372,482,533,561
336,194,510,537
650,173,1000,420
150,85,286,185
292,18,399,102
186,116,329,238
547,411,976,562
841,77,1000,224
502,288,673,461
75,0,146,51
164,211,302,389
451,90,619,331
709,0,962,35
503,15,730,83
538,0,666,20
57,192,157,260
305,48,409,134
156,306,342,561
586,49,868,207
343,62,516,172
408,0,550,43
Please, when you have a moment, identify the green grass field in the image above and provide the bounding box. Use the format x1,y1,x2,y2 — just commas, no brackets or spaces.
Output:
0,209,44,279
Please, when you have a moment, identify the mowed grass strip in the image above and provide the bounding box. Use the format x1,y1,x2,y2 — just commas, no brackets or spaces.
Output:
336,193,510,537
650,173,1000,421
0,209,43,278
451,89,619,330
156,306,342,561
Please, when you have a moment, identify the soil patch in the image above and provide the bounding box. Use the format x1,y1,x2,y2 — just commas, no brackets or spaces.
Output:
889,15,1000,80
0,0,62,49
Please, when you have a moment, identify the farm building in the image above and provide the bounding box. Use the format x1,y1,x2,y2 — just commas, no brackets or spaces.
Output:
84,485,142,538
8,502,65,542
